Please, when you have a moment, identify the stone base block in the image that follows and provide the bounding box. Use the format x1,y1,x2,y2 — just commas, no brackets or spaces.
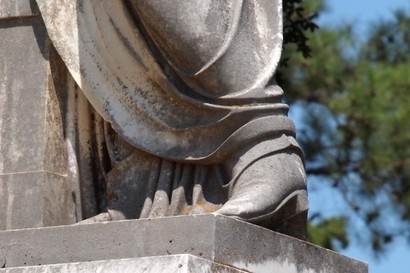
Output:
0,255,245,273
0,214,367,273
0,172,74,230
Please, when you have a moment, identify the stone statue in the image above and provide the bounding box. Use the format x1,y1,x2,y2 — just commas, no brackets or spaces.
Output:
1,0,307,238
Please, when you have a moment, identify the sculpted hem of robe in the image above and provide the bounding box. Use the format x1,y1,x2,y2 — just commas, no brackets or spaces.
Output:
33,0,308,238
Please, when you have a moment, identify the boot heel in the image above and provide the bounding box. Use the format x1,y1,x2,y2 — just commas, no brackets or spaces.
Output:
274,211,308,240
254,190,308,239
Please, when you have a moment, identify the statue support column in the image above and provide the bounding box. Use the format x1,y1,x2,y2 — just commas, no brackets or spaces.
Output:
0,0,76,230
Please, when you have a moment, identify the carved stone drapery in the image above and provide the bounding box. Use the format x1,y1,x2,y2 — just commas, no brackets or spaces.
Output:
1,0,307,238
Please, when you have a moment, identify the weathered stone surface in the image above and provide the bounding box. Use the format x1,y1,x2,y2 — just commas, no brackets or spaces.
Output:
35,0,308,235
0,5,74,230
0,0,309,236
0,0,38,19
0,215,367,273
0,255,246,273
0,15,66,176
0,172,74,230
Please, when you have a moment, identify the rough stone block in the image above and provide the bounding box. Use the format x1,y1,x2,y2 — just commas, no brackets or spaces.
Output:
0,214,367,273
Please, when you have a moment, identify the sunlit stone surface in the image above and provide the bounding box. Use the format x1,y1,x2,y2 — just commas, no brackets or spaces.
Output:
0,215,367,273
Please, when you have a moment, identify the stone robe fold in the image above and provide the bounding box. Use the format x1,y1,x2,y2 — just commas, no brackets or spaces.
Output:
35,0,295,163
34,0,306,230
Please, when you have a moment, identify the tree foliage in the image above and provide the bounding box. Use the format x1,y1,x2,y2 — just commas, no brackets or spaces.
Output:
283,0,320,58
281,0,410,254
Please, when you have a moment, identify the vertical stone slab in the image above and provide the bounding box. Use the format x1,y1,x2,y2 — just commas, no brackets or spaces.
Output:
0,1,76,230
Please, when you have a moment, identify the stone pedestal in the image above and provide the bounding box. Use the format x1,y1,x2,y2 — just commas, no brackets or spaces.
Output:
0,214,367,273
0,256,246,273
0,0,75,230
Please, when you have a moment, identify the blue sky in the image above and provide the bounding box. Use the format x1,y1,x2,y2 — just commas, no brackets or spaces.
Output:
319,0,410,29
304,1,410,273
